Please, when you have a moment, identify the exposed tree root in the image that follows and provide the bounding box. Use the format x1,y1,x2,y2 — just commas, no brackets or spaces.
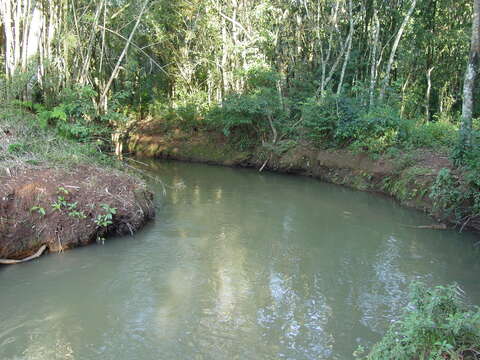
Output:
0,245,47,265
403,224,448,230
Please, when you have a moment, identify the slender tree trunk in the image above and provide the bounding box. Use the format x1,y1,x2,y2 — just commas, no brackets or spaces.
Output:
379,0,417,100
220,11,227,101
13,0,20,74
1,0,14,83
99,0,149,113
319,0,340,96
425,67,434,121
337,0,354,96
369,7,380,107
78,0,104,85
1,0,45,99
460,0,480,148
320,34,351,96
400,73,411,118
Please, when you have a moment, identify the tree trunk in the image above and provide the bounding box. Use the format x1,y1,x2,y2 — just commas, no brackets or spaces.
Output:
99,0,149,114
337,0,354,96
379,0,417,101
369,7,380,107
425,67,434,121
460,0,480,148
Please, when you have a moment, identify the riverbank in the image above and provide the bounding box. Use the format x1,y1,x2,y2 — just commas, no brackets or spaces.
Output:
0,106,155,262
128,121,480,234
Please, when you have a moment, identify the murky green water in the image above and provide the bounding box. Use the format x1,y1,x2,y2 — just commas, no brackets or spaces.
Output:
1,161,480,360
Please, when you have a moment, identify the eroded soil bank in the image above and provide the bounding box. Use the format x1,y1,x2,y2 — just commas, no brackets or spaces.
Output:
0,165,155,260
128,123,480,233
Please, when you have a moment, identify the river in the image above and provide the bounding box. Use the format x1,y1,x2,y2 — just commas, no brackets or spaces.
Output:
1,160,479,360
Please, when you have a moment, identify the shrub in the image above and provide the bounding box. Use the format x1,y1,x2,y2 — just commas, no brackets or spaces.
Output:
452,128,480,167
405,120,458,149
361,283,480,360
301,95,347,146
429,168,465,220
430,165,480,225
302,96,402,153
346,104,403,153
301,93,460,153
0,104,115,169
206,68,286,148
58,85,98,122
148,92,212,133
12,85,116,143
0,62,38,101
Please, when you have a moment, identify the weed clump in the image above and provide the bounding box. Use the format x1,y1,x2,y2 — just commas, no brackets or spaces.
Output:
0,103,115,171
358,283,480,360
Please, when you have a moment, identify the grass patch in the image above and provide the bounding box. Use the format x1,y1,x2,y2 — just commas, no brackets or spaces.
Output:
0,104,116,171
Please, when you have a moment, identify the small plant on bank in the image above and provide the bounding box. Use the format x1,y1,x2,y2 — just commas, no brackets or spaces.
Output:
68,210,86,219
57,186,69,195
30,206,46,217
66,201,78,211
94,204,117,228
358,282,480,360
51,188,86,219
51,196,68,211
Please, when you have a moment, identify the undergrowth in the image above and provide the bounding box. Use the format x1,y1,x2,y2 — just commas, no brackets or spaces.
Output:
430,165,480,228
147,70,461,157
0,103,116,171
357,283,480,360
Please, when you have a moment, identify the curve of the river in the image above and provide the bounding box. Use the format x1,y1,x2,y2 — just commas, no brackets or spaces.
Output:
1,161,479,360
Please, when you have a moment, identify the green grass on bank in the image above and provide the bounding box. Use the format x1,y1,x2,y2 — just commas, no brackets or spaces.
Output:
0,104,116,172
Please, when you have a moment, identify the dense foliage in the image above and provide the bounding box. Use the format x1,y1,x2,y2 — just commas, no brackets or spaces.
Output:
357,283,480,360
0,0,478,150
0,104,114,170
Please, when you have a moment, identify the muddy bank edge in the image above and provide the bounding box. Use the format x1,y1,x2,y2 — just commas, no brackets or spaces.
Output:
0,165,155,260
128,127,480,234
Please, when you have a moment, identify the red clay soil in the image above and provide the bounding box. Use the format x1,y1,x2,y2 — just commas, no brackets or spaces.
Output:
0,165,154,260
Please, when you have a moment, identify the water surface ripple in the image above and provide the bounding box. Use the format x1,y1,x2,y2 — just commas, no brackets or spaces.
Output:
1,161,479,359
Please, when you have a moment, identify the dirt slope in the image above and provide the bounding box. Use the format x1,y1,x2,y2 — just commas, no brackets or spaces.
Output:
0,165,155,260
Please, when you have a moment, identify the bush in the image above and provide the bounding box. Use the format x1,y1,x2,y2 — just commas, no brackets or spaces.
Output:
405,120,458,149
346,104,403,153
206,68,287,148
429,164,480,225
0,62,38,101
0,104,114,169
361,283,480,360
429,168,466,220
148,92,212,133
13,85,117,143
301,95,351,146
302,96,403,153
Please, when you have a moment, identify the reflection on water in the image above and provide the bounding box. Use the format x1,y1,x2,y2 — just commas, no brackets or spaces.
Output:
1,160,480,360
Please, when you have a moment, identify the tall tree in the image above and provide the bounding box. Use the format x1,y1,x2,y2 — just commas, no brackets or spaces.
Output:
379,0,417,100
461,0,480,148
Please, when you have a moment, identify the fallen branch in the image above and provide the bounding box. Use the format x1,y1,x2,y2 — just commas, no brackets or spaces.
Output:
0,245,47,265
403,224,448,230
259,153,272,173
259,115,278,173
